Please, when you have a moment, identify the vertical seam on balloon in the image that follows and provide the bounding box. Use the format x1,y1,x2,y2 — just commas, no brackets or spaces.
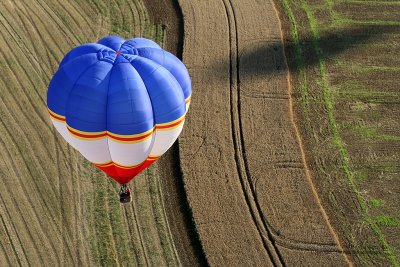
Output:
140,48,188,114
62,60,104,175
64,60,101,133
159,70,187,117
121,39,128,51
162,48,166,66
105,64,120,180
160,49,189,114
117,40,124,53
49,55,99,116
129,60,157,167
163,51,191,113
132,54,187,125
131,62,185,160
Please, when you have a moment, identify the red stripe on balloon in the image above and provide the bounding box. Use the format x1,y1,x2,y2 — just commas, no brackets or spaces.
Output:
156,117,185,130
49,112,66,122
67,127,107,139
107,130,153,142
96,158,158,184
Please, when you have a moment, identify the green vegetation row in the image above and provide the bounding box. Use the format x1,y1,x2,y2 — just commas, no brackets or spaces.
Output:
280,0,399,266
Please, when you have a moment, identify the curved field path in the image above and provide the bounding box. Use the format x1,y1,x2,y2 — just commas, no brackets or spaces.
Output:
178,0,352,265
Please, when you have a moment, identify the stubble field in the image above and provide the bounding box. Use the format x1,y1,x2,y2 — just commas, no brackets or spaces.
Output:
0,0,183,266
0,0,398,266
177,0,352,266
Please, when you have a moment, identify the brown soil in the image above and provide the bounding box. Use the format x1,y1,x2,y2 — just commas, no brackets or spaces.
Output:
177,0,351,266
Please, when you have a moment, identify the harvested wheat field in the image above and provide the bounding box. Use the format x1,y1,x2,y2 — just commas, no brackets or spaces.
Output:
1,0,399,266
0,0,186,266
177,0,352,266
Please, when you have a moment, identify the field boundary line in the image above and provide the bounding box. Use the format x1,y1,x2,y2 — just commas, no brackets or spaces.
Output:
300,1,399,265
121,206,142,266
131,186,151,267
278,0,354,266
223,0,288,265
152,168,183,266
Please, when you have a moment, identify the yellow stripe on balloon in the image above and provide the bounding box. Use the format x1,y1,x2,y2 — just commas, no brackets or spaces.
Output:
49,108,185,142
94,155,160,169
48,108,66,122
156,114,185,131
185,95,191,105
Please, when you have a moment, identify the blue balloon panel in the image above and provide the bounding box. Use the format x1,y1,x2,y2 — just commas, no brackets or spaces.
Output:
47,36,192,136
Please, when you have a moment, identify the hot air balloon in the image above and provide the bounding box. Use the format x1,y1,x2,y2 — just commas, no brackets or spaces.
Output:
47,36,191,202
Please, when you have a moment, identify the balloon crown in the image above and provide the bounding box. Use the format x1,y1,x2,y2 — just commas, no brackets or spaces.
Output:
97,44,139,64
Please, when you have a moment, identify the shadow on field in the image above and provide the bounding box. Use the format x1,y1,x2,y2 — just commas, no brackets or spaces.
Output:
142,0,209,266
217,25,397,77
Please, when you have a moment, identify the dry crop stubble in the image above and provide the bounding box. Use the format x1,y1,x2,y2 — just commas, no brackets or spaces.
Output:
178,0,350,265
177,0,276,265
0,0,182,266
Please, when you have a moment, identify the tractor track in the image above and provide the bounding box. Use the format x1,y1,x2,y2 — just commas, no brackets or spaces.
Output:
0,219,14,267
0,9,52,82
130,0,144,35
49,0,96,38
145,0,208,265
12,2,63,68
1,2,55,70
54,133,69,266
4,128,67,265
146,169,180,265
34,0,82,45
0,31,52,130
163,0,364,265
229,0,351,256
122,207,142,266
222,1,285,266
0,131,47,266
130,190,151,267
151,169,182,265
0,192,29,267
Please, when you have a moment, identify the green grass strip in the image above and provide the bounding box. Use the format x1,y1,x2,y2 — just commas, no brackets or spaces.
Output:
336,0,400,6
338,92,400,104
369,198,384,208
374,216,400,227
337,64,400,73
325,0,336,16
300,1,399,265
350,125,400,142
281,0,310,114
336,18,400,26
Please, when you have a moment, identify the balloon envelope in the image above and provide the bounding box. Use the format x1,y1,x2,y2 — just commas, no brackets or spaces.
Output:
47,36,191,184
